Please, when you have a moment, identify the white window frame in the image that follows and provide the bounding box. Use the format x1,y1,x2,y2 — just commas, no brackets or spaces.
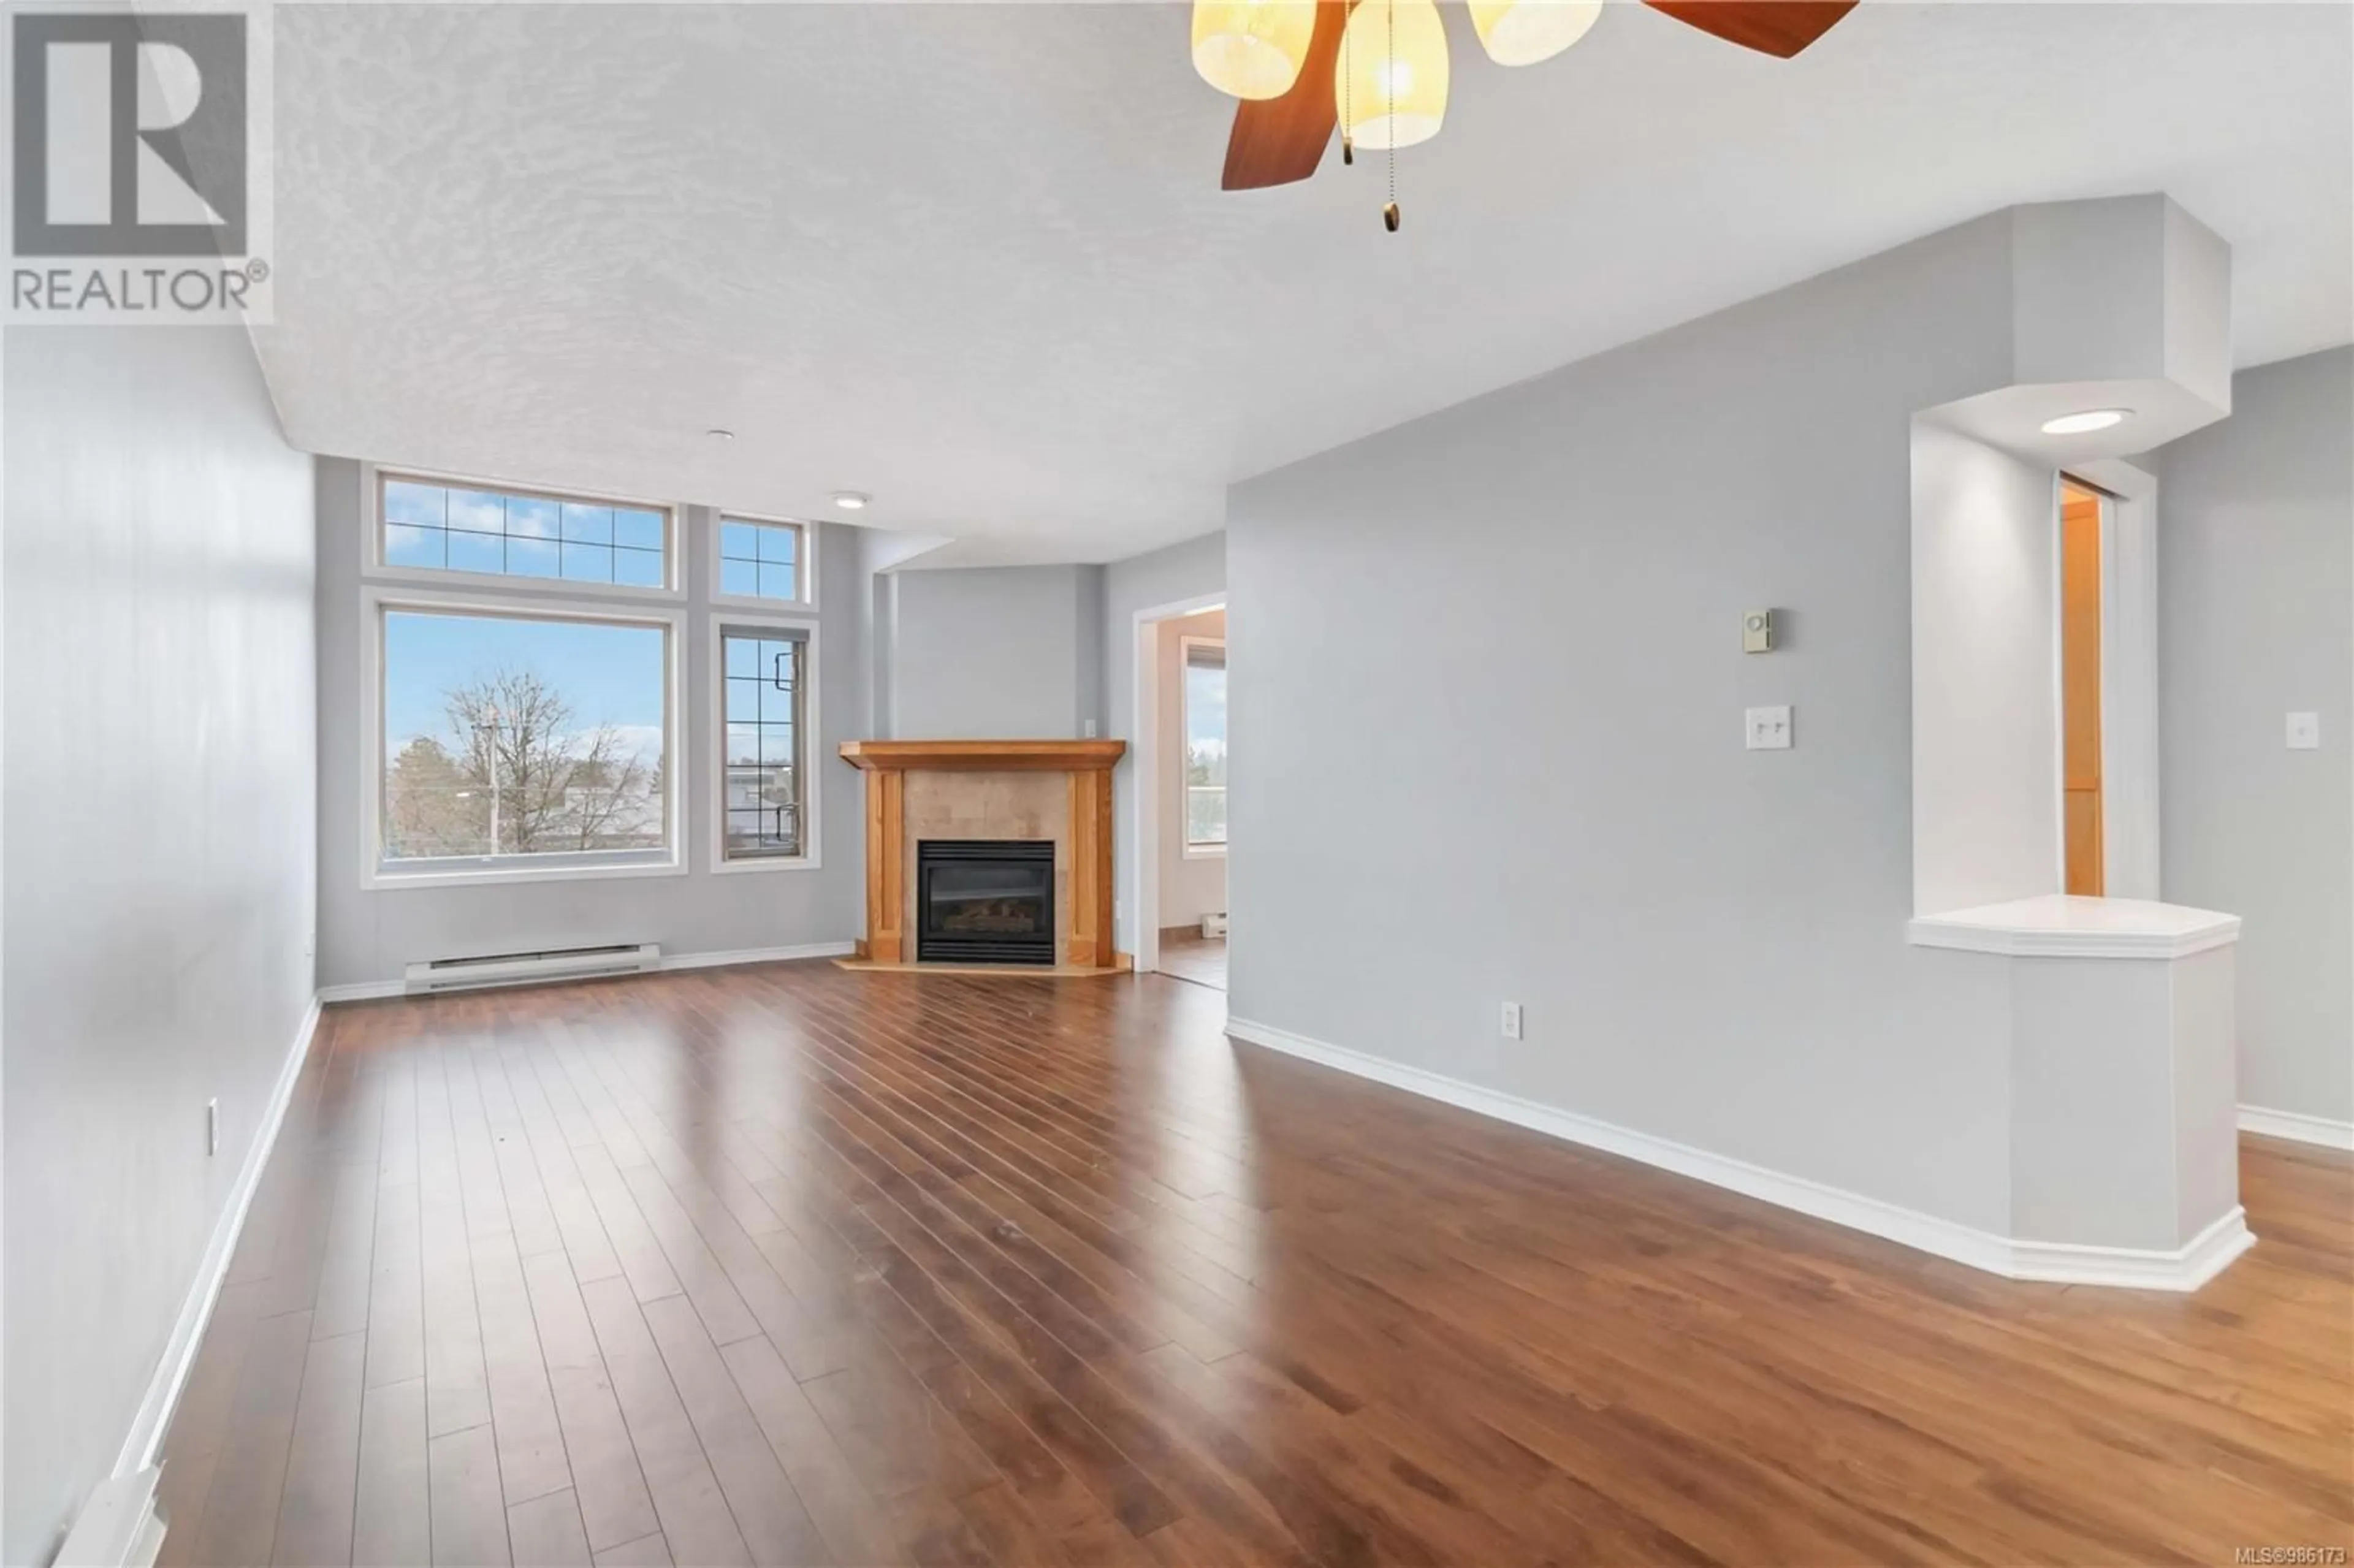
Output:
709,512,817,613
1179,634,1228,860
708,613,823,874
363,462,685,602
360,584,688,889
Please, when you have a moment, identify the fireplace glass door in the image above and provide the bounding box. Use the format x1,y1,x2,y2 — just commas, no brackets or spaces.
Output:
916,840,1056,965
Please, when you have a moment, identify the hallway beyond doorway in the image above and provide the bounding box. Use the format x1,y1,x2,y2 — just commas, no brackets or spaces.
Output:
1157,929,1228,991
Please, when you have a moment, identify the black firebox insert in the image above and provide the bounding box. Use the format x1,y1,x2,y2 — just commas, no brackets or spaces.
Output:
915,839,1056,965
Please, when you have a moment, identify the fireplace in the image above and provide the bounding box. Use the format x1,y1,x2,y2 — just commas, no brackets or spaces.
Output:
839,739,1124,970
916,840,1056,965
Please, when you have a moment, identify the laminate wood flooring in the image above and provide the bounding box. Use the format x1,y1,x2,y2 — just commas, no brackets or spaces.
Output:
154,961,2353,1566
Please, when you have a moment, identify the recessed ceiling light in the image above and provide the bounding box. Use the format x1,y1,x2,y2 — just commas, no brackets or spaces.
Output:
706,428,734,441
2040,408,2131,436
831,491,870,511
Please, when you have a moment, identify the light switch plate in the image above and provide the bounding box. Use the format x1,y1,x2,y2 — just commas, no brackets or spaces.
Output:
2287,711,2321,750
1745,706,1793,750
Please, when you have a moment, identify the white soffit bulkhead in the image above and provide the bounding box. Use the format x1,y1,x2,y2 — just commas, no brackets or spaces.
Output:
1922,196,2233,462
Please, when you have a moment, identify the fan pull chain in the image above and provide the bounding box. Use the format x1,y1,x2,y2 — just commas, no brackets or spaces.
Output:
1341,0,1354,166
1382,0,1400,231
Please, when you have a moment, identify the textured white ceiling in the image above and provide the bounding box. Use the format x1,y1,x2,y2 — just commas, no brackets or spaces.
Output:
257,2,2353,565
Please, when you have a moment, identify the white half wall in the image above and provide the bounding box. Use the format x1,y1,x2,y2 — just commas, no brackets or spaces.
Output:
4,326,318,1564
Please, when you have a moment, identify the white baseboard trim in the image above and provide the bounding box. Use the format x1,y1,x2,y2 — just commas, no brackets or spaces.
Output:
318,941,859,1005
56,1466,166,1568
112,991,322,1480
2238,1103,2354,1151
315,978,404,1003
1225,1015,2255,1293
2009,1206,2256,1292
658,940,857,973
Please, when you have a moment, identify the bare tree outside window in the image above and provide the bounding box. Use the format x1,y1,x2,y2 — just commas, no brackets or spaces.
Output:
383,663,663,861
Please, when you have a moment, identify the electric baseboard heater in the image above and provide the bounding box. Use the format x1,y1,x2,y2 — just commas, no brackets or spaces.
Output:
404,942,660,994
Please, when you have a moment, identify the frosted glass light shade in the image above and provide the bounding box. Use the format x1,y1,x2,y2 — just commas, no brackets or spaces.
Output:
1192,0,1319,101
1468,0,1602,66
1334,0,1450,151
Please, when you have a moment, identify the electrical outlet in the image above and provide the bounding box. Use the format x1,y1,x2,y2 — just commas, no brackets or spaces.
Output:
1500,1001,1523,1041
206,1098,219,1157
1745,706,1794,750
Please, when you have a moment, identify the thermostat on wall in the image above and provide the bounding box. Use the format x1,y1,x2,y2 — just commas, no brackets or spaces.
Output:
1743,609,1777,653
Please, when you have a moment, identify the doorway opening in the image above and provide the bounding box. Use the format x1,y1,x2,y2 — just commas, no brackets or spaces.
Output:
1157,609,1227,990
2060,478,2105,895
1130,594,1227,993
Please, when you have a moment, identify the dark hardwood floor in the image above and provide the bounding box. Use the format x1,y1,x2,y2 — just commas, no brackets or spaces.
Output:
1154,935,1228,993
155,961,2352,1566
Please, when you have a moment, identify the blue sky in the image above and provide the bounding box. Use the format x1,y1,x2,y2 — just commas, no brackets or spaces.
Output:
1185,661,1227,759
384,611,666,759
383,479,666,588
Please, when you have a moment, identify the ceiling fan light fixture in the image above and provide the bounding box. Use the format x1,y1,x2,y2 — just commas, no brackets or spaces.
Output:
1335,0,1450,152
1191,0,1318,101
1469,0,1603,66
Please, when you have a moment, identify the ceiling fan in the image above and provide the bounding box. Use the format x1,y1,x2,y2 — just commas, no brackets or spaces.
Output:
1196,0,1859,194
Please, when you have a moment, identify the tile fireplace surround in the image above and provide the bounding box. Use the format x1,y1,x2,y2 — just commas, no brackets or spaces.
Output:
838,739,1127,971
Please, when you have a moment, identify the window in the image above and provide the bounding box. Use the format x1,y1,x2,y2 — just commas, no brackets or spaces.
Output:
715,516,810,606
717,621,814,867
1182,637,1227,853
370,596,679,884
378,472,671,591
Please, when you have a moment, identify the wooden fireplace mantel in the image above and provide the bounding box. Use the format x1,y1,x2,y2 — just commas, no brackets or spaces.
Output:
839,738,1127,969
839,738,1126,774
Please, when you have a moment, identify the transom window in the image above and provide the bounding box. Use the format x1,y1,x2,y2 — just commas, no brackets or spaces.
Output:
721,625,809,861
716,517,808,604
1183,637,1227,852
379,473,671,590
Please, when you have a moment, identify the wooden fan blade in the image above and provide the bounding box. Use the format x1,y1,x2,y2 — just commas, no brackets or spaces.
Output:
1221,0,1352,191
1644,0,1858,58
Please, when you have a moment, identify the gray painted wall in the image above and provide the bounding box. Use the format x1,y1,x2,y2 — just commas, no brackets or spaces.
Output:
853,525,958,739
2157,346,2354,1125
314,461,866,987
1227,215,2029,1231
1910,420,2064,914
1101,531,1225,957
886,565,1102,741
4,327,317,1562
